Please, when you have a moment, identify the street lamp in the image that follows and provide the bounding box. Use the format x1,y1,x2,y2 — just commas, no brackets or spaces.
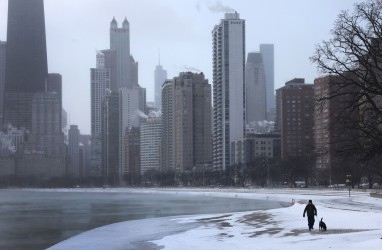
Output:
346,174,352,197
268,164,270,187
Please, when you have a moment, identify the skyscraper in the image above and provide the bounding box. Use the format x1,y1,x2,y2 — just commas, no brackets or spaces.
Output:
99,49,117,92
0,41,5,130
260,44,275,120
119,86,146,173
16,92,66,178
47,73,62,132
161,80,175,172
140,116,162,176
162,73,212,175
90,51,112,176
245,52,266,128
130,55,139,87
173,72,212,173
68,125,80,178
110,17,132,89
154,64,167,110
212,12,246,170
79,134,92,178
124,127,141,184
4,0,48,131
101,92,121,185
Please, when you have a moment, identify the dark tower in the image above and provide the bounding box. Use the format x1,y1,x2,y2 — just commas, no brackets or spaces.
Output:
3,0,48,131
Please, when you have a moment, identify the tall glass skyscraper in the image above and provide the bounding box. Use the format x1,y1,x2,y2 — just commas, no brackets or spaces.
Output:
3,0,48,131
212,12,246,171
110,17,131,89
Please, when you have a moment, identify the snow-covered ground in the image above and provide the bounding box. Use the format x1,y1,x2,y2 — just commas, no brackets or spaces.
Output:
49,188,382,250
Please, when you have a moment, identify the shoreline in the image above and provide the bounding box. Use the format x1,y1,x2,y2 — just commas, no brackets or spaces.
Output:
49,188,382,249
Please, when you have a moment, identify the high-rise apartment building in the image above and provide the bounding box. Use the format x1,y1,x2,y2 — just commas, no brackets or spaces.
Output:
101,93,121,185
162,72,212,174
260,44,275,120
119,86,146,131
16,92,66,178
79,134,92,178
90,51,112,176
161,80,175,172
68,125,80,178
314,75,360,185
212,12,246,170
0,41,5,130
110,17,132,89
155,64,167,110
3,0,48,131
119,86,146,173
125,127,140,184
275,78,314,159
47,73,62,132
29,93,62,148
140,116,162,176
246,52,267,128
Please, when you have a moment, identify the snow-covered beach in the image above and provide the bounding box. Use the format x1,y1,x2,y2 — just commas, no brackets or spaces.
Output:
49,188,382,250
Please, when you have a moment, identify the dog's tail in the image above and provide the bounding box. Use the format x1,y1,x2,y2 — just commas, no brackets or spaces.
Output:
321,217,323,221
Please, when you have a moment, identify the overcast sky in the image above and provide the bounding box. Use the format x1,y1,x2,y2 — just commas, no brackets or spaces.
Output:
0,0,361,134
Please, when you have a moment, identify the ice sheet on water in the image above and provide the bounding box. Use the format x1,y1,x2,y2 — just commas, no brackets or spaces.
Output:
48,215,201,250
49,189,382,250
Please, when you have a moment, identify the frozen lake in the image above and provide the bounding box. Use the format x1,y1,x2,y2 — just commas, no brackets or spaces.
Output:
0,188,286,250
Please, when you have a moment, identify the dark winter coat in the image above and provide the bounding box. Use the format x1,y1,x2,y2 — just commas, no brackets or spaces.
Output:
303,204,317,217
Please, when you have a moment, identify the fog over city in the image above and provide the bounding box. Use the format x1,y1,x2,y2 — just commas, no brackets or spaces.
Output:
0,0,360,134
1,1,382,249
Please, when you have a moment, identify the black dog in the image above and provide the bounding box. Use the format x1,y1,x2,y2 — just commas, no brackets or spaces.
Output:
319,218,327,231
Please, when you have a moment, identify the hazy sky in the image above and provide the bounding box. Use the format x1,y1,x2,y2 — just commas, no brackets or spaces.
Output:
0,0,361,134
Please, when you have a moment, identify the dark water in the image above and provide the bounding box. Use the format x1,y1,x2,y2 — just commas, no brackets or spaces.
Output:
0,189,285,250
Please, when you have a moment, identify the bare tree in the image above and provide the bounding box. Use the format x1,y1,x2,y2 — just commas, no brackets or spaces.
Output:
311,0,382,177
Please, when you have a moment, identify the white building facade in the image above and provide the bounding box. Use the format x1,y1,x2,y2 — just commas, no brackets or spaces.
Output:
212,12,246,170
140,116,162,175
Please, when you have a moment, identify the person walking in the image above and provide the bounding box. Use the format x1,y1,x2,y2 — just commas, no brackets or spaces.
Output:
303,199,317,230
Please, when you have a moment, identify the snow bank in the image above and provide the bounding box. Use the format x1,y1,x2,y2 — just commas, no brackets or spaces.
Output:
49,189,382,250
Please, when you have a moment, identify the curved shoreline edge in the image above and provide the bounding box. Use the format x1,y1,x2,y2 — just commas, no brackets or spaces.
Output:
48,188,382,250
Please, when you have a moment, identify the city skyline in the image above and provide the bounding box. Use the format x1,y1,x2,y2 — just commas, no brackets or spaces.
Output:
0,0,361,133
